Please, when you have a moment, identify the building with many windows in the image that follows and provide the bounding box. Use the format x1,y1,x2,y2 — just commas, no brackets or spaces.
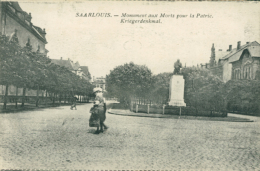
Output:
209,41,260,82
0,1,48,96
92,76,106,91
231,45,260,80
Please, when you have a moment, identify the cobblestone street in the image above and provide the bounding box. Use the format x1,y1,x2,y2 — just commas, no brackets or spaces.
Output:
0,103,259,170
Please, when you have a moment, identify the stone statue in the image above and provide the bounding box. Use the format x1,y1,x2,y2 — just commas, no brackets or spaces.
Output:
26,38,32,49
9,29,19,43
26,38,30,46
37,45,40,53
173,59,182,75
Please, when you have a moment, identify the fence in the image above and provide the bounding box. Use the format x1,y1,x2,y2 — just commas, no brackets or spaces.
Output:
130,96,166,106
130,96,166,114
129,96,227,117
0,88,91,110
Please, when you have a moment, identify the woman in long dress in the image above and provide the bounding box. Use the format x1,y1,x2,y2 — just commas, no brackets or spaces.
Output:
93,88,109,134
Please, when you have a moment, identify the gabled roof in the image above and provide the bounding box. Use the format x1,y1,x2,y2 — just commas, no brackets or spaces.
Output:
51,59,75,71
247,46,260,58
229,46,260,63
10,2,23,12
33,25,45,35
9,2,31,23
51,59,81,71
6,2,47,43
221,41,260,63
80,66,90,75
73,61,80,70
215,50,229,62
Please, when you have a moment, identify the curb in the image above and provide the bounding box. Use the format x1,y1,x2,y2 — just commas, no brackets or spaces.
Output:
108,109,254,122
108,111,173,118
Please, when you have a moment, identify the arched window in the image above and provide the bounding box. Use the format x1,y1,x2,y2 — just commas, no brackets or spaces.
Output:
248,67,251,79
243,65,252,79
243,67,246,79
233,69,241,80
246,67,248,79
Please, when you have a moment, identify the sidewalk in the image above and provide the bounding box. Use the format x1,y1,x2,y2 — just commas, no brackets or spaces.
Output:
0,103,89,114
108,109,255,122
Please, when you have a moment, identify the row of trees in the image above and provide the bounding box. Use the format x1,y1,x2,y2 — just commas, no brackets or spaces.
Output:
0,34,94,109
106,62,260,114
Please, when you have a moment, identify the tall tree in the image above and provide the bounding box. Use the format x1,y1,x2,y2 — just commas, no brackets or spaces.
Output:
106,62,153,103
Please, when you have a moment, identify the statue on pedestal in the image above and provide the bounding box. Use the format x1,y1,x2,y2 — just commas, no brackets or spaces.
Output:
169,59,186,107
173,59,182,75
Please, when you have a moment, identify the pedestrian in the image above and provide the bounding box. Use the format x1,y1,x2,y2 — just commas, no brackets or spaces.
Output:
89,100,101,129
70,95,78,110
92,88,108,133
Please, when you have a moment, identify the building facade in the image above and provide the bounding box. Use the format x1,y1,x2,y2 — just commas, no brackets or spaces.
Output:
231,46,260,80
0,2,48,54
0,2,48,96
51,57,91,81
80,66,91,81
93,76,106,91
51,57,80,74
208,41,260,82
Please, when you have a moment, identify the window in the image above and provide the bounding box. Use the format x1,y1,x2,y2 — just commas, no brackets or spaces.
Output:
249,67,251,79
233,69,241,80
243,65,252,79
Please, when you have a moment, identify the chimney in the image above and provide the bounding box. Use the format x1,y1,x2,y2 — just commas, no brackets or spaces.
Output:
60,57,62,60
93,76,95,81
237,41,241,50
246,42,250,44
27,13,32,22
229,45,232,51
68,58,70,61
42,28,46,38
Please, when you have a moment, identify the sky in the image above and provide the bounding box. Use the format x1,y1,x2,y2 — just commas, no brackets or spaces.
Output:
18,1,260,78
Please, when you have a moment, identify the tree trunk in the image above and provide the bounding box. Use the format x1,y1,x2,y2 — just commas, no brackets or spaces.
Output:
45,90,47,106
64,93,66,104
59,92,61,105
36,85,39,107
15,86,18,109
53,92,55,104
21,87,26,107
3,85,8,110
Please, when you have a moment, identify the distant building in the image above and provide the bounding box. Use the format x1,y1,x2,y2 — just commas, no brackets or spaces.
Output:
51,57,91,81
80,66,91,81
0,1,48,55
208,41,260,82
230,44,260,80
93,76,106,91
207,43,230,80
51,57,80,75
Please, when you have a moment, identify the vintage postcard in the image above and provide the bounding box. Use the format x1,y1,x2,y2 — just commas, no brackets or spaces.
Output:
0,0,260,170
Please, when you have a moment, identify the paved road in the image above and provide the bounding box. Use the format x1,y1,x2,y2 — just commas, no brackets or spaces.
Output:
0,103,259,170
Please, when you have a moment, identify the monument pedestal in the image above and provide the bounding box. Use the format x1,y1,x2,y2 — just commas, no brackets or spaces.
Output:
168,75,186,107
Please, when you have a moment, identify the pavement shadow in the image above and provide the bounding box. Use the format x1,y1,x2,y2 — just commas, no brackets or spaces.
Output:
87,129,97,134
